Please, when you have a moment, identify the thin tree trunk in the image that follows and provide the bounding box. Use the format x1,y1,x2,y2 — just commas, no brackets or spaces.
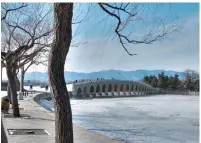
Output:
48,3,73,143
6,64,20,117
20,67,24,93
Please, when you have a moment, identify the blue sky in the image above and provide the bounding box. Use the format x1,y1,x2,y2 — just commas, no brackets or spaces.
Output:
71,3,199,38
2,3,199,78
62,3,199,73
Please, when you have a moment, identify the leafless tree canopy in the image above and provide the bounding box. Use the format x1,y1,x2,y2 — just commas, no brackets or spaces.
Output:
98,3,181,55
1,3,52,69
1,3,27,21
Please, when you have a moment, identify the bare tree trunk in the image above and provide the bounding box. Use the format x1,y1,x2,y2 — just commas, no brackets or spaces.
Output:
15,73,20,91
7,84,12,104
20,67,24,93
48,3,73,143
6,63,20,117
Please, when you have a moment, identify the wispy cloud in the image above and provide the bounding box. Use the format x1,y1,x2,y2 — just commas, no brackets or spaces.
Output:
64,13,199,73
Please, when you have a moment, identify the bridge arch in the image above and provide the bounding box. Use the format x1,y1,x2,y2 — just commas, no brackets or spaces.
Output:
77,88,82,94
96,84,100,93
83,87,87,93
131,85,134,92
120,84,124,91
114,84,118,92
90,85,95,93
102,84,106,92
135,85,138,92
139,86,141,93
126,84,129,91
141,87,144,92
108,84,112,92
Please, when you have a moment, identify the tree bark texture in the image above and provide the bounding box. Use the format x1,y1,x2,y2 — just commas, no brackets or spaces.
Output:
15,74,20,91
48,3,74,143
6,61,20,117
7,84,12,104
20,67,24,93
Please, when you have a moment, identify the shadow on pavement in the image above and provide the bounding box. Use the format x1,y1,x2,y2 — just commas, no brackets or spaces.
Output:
1,118,8,143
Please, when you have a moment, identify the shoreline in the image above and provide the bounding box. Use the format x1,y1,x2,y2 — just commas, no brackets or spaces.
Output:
1,92,124,143
33,93,125,142
1,91,199,143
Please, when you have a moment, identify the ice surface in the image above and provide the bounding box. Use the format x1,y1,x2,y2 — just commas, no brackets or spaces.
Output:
70,95,199,143
2,85,199,143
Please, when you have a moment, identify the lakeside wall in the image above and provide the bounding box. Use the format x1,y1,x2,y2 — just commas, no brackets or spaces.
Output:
33,92,54,112
33,92,52,102
161,91,199,96
33,91,199,105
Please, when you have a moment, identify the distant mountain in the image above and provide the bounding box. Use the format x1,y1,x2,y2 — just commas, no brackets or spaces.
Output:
24,69,185,82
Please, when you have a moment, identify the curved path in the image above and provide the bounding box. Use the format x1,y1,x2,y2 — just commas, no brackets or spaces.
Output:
1,92,124,143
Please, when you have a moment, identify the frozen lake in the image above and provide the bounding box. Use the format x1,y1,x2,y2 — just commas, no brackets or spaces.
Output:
1,87,199,143
43,95,199,143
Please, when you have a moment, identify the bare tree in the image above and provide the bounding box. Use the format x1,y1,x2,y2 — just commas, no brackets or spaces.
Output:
17,3,90,94
19,47,49,93
48,3,180,143
1,3,52,117
1,3,27,21
48,3,73,143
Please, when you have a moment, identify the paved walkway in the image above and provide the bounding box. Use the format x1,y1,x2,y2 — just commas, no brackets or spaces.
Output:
1,119,8,143
1,93,124,143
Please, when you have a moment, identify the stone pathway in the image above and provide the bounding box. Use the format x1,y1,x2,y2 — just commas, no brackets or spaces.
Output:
1,119,8,143
1,93,124,143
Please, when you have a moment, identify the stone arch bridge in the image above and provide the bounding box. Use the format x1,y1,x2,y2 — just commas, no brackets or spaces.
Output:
71,78,159,98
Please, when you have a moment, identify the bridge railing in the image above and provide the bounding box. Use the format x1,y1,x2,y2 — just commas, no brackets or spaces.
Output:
23,90,36,97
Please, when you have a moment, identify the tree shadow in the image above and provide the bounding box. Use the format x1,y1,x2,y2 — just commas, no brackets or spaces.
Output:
1,119,8,143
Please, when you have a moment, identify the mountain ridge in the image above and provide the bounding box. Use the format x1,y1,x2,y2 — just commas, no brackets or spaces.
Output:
24,69,185,82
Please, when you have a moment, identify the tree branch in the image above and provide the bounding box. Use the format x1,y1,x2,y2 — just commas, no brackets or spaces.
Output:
24,60,34,73
98,3,136,56
98,3,180,56
1,3,27,21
